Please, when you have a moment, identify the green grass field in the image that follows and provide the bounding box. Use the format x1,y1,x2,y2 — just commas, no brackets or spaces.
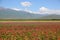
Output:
0,19,60,21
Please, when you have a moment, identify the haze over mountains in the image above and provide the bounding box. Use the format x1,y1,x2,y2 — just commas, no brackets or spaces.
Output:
0,7,60,19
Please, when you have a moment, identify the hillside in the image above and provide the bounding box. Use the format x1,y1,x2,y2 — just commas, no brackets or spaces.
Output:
0,7,60,19
0,7,44,19
40,14,60,19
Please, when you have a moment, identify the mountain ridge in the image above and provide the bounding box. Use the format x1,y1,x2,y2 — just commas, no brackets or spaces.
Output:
0,7,60,19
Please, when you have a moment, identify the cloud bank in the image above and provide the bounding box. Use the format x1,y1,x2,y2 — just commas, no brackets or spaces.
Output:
11,8,22,11
10,7,60,15
39,7,60,14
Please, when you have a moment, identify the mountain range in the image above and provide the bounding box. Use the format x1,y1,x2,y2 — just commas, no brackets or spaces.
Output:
0,7,60,19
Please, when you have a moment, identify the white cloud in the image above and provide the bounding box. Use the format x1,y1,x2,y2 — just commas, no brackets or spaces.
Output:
11,8,22,11
48,10,60,14
39,7,48,14
10,7,60,15
21,1,32,7
10,8,34,13
39,7,60,14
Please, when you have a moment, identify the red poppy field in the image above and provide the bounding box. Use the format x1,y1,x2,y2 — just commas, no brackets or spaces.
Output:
0,21,60,40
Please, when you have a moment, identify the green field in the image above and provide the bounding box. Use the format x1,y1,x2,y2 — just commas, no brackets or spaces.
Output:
0,19,60,21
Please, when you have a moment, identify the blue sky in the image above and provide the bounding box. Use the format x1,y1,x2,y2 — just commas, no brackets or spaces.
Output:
0,0,60,14
0,0,60,10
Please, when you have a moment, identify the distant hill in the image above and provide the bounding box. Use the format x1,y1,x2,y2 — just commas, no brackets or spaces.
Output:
0,7,45,19
40,14,60,19
0,7,60,19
